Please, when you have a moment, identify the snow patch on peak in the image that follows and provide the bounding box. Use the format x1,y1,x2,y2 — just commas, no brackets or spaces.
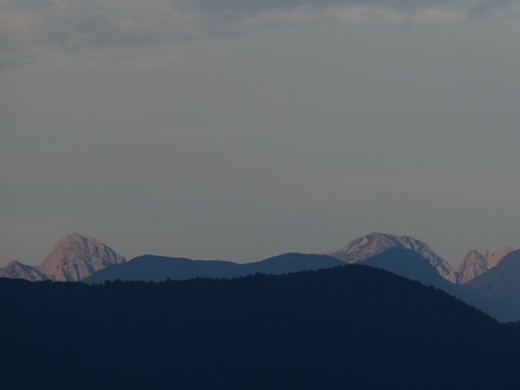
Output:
327,232,455,282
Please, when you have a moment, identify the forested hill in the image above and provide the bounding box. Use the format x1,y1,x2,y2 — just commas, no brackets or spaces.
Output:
2,265,520,389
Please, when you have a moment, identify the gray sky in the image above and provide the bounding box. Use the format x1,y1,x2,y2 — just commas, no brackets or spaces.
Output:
2,0,520,267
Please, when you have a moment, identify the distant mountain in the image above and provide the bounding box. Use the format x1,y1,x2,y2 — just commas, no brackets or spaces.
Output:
39,233,126,281
84,253,344,283
455,247,515,284
2,265,520,389
85,255,242,283
241,252,344,274
0,233,126,282
4,231,519,305
0,261,46,281
462,249,520,322
80,236,518,322
327,232,455,282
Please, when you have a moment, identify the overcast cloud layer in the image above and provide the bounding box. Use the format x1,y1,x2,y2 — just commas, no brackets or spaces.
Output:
2,0,520,266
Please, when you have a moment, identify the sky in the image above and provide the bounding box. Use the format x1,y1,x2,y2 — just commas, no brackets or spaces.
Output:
2,0,520,267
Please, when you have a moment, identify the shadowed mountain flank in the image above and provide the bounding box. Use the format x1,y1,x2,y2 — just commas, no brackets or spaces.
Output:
362,247,456,290
463,249,520,322
360,248,484,312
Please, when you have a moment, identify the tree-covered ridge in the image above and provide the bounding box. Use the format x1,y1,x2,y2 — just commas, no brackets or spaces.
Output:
2,265,520,389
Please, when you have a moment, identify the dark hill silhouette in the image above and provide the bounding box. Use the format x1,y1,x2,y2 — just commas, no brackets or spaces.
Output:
2,265,520,389
83,253,344,283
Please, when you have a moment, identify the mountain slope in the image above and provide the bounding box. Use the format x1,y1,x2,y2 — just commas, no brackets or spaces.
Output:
39,233,127,281
241,252,344,274
327,232,455,281
84,253,344,283
0,261,47,281
455,247,515,284
462,249,520,322
2,266,519,389
358,247,483,312
362,247,456,290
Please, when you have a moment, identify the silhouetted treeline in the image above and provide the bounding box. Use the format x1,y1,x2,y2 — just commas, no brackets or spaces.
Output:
2,265,520,389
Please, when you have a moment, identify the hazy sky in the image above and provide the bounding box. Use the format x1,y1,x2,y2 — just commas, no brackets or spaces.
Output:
2,0,520,267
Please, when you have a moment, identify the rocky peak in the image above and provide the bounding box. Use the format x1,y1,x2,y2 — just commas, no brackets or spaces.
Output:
38,233,126,281
327,232,455,282
0,234,126,282
455,247,515,284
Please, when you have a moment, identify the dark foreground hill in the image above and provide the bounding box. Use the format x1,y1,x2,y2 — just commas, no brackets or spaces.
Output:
2,265,520,390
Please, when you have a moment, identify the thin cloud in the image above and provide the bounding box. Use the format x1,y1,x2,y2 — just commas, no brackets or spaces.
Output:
468,0,516,17
190,0,453,13
0,0,203,68
0,0,504,68
239,5,464,27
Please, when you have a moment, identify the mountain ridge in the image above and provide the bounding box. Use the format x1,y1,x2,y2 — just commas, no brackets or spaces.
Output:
5,232,520,321
326,232,456,282
0,233,126,282
84,253,344,283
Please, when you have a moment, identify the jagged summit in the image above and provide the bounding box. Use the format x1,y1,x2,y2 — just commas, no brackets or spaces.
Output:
39,233,126,281
455,247,515,284
327,232,455,282
0,233,126,282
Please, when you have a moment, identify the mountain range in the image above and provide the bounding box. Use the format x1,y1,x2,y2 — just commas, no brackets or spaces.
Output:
5,231,520,388
0,233,126,281
3,231,520,321
2,231,513,285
